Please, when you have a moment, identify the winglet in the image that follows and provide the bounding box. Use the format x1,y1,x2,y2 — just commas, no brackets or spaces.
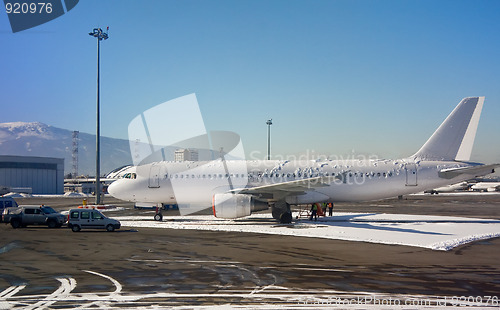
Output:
414,97,484,161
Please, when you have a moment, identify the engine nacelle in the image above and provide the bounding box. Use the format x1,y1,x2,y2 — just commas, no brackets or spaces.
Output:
212,193,268,219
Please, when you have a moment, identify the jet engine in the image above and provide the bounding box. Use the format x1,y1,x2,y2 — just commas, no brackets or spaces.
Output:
212,193,268,219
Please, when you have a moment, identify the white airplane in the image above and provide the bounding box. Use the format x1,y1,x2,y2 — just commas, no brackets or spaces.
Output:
471,182,500,192
109,97,498,223
424,181,470,194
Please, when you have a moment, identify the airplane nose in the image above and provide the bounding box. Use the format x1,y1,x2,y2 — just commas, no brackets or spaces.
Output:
108,180,123,199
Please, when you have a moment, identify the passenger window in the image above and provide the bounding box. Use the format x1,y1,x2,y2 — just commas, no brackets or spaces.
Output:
25,209,34,215
81,211,90,220
0,202,3,209
34,209,41,214
5,201,12,208
70,211,79,219
92,212,103,220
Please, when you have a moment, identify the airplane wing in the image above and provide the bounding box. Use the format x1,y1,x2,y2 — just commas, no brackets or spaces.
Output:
438,164,499,179
230,176,335,200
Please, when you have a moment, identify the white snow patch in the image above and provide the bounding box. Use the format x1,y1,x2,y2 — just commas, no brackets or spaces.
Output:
2,192,32,198
63,192,90,197
116,213,500,251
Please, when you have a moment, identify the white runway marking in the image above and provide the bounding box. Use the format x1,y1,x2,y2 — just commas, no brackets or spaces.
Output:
83,270,122,294
24,277,76,310
0,285,26,299
1,270,498,309
116,212,500,250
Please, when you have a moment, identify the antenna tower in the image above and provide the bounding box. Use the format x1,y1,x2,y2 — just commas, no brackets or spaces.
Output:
72,131,79,178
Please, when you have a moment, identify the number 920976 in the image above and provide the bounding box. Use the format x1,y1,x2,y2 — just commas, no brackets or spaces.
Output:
5,2,53,14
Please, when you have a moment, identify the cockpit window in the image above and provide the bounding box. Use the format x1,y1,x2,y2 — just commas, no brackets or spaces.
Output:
123,173,137,179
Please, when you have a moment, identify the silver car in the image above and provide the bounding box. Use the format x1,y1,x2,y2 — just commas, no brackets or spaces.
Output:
67,209,121,232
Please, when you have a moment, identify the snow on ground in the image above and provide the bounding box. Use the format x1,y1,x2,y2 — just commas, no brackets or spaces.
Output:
116,213,500,251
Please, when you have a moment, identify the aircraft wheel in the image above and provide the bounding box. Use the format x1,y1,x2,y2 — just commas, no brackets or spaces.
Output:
280,211,293,224
272,201,291,222
154,213,163,221
271,208,282,220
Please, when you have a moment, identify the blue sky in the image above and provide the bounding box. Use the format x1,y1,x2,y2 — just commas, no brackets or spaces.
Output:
1,0,499,164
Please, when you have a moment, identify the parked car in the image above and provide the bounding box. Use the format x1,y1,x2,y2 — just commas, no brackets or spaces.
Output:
2,205,66,229
67,209,121,232
0,197,18,212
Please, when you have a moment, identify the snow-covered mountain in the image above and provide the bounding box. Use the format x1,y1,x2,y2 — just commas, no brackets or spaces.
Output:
0,122,132,176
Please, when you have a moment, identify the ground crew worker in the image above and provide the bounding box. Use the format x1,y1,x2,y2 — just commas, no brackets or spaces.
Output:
328,203,334,216
310,203,318,221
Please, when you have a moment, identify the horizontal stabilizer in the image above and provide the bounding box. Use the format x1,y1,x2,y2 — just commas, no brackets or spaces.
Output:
438,164,499,179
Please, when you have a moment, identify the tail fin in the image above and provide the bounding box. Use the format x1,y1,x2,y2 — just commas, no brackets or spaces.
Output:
414,97,484,161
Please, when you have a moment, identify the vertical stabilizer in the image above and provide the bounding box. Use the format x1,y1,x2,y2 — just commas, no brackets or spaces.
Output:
414,97,484,161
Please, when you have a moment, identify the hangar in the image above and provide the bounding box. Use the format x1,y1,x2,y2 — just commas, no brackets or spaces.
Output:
0,155,64,194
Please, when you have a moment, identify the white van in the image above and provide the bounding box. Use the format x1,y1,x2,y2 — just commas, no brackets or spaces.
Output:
67,209,121,232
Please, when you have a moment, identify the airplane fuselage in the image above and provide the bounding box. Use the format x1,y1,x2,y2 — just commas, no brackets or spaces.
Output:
110,158,476,207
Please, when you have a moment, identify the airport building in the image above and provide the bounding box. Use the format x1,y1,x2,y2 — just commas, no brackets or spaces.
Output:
174,149,198,161
0,155,64,194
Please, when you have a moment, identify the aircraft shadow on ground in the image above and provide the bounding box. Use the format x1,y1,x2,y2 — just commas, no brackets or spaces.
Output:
257,214,452,236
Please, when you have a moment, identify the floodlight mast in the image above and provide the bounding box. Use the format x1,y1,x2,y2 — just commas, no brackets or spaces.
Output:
266,119,272,160
89,27,109,204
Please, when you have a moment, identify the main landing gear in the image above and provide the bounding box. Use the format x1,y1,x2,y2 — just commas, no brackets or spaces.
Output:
272,201,293,224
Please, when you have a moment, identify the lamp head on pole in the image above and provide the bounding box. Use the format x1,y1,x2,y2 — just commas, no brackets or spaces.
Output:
89,28,109,40
266,119,272,126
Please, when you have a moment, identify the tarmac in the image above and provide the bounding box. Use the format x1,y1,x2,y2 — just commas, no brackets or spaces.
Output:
0,194,499,308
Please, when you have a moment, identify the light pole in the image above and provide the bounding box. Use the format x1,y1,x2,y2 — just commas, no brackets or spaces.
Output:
89,27,108,204
266,119,272,160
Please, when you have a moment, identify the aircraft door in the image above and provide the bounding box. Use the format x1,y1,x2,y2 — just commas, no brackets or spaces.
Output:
149,163,161,188
405,163,418,186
